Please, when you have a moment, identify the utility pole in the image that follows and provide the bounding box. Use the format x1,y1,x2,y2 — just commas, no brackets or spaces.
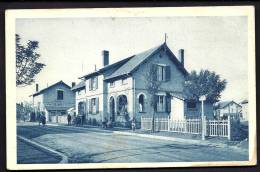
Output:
199,95,206,140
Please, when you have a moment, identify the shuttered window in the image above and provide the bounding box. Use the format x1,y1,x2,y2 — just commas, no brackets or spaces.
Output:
90,97,99,114
89,76,98,91
152,64,171,82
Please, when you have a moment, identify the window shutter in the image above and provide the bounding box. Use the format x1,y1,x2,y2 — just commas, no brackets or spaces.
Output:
89,99,92,114
165,66,171,81
166,93,171,113
155,95,159,112
85,99,88,115
150,64,158,81
89,79,92,91
96,97,99,113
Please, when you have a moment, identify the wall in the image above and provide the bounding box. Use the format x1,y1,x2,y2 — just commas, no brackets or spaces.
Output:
43,84,75,107
106,77,134,125
241,103,248,121
132,49,186,121
185,101,214,120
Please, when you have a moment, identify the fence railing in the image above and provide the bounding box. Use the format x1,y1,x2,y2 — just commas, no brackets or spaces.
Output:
141,116,231,140
169,119,201,134
207,119,229,138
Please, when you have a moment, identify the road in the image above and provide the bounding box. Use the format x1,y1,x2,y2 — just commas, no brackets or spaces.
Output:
17,123,248,163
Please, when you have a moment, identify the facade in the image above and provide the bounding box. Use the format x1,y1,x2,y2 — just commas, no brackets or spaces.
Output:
31,81,75,123
72,43,212,127
214,100,242,119
240,99,248,121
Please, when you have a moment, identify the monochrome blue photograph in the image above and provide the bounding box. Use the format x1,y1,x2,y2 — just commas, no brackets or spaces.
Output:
6,7,256,169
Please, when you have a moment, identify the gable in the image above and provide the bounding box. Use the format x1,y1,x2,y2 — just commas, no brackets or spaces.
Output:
104,43,188,81
32,81,71,97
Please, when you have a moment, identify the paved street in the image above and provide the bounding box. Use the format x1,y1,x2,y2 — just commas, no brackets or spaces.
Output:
17,123,248,163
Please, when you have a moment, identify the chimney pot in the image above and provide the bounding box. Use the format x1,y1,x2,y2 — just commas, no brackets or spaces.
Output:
178,49,184,66
72,82,76,88
102,50,109,66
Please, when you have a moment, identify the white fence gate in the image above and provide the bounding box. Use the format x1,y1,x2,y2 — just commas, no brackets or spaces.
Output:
141,116,231,140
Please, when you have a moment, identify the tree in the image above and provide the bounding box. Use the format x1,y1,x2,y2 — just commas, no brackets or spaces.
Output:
145,64,162,132
16,34,45,86
184,69,227,103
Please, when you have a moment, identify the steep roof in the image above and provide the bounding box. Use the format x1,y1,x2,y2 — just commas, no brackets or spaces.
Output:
79,56,133,79
71,80,85,91
215,100,242,109
31,80,71,97
80,43,188,81
105,44,162,80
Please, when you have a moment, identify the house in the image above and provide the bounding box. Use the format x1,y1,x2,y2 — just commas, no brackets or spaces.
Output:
214,100,242,119
240,99,248,121
31,80,75,123
71,43,213,127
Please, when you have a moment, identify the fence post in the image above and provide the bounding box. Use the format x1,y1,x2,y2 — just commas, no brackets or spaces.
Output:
227,115,231,140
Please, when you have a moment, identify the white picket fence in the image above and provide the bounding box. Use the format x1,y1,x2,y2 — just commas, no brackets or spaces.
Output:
207,119,230,138
169,119,201,134
141,116,231,139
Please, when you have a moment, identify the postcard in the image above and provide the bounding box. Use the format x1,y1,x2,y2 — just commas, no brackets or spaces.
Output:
5,6,256,170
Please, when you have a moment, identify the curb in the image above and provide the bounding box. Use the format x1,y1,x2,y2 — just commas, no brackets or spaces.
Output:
17,135,68,163
113,131,202,144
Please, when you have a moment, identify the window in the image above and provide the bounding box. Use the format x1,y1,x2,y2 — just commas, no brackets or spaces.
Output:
57,90,64,100
110,81,115,87
90,98,99,114
157,65,166,81
157,95,165,112
187,100,196,109
138,94,145,112
89,76,98,90
122,78,127,85
151,64,170,82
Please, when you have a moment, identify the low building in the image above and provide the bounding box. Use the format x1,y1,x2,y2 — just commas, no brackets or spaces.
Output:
214,100,242,119
31,80,75,123
240,99,248,121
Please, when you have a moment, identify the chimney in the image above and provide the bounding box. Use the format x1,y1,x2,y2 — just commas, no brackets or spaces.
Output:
72,82,76,88
178,49,184,66
36,84,39,92
102,50,109,66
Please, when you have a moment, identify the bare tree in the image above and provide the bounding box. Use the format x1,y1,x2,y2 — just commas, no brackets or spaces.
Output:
16,34,45,87
145,64,162,132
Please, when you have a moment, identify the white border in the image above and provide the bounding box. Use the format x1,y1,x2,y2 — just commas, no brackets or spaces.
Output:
6,6,256,170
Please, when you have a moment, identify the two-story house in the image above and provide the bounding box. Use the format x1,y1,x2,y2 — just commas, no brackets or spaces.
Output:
31,80,75,123
214,100,242,119
72,43,213,127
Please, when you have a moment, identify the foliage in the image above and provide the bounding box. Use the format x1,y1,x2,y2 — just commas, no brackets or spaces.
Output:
184,69,227,103
145,64,162,111
16,34,45,86
145,64,162,132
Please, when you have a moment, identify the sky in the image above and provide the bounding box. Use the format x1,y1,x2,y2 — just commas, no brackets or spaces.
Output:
16,16,248,103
